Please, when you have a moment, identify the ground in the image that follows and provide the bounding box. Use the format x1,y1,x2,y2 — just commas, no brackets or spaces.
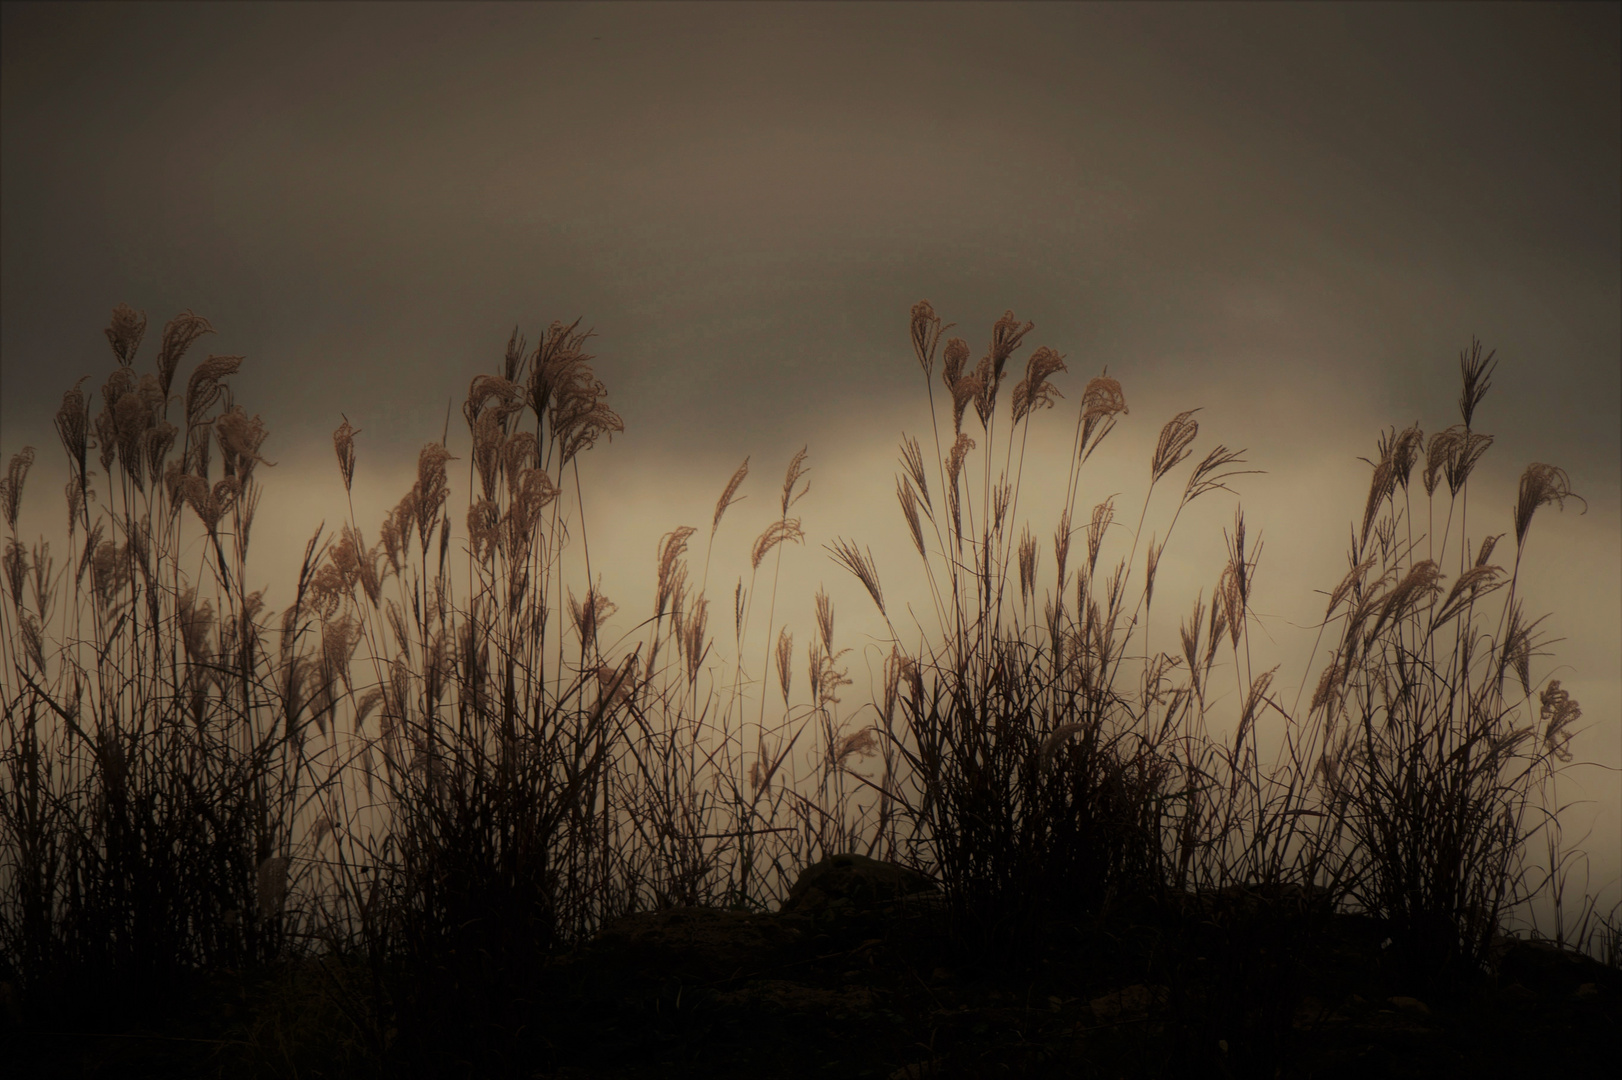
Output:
6,864,1618,1078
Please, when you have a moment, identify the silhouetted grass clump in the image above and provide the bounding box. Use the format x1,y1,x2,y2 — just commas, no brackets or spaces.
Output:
0,300,1611,1076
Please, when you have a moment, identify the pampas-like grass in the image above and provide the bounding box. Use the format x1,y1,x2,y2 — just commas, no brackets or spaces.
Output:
0,300,1608,1077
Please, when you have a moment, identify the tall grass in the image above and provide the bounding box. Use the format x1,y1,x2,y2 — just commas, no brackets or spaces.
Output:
0,311,325,1023
1304,347,1593,987
836,308,1596,983
0,301,1605,1073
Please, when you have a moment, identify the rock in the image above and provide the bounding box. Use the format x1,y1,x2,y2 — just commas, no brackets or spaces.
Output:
1496,936,1622,996
782,853,941,917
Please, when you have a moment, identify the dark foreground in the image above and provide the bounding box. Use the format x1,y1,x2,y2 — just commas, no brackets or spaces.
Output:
7,858,1618,1079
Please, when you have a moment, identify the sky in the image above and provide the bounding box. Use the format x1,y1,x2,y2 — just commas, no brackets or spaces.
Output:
3,1,1619,929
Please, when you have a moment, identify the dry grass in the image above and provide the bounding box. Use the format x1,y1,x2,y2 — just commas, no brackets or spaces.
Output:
0,303,1610,1076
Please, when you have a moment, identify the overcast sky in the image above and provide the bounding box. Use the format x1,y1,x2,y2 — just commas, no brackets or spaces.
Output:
3,1,1619,924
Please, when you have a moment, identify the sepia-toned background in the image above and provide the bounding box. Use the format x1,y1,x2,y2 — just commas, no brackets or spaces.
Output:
3,1,1617,926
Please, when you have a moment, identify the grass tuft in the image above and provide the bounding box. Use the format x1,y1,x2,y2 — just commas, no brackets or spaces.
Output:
0,300,1608,1075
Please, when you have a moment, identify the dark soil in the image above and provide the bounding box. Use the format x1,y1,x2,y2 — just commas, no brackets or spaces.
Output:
6,877,1617,1079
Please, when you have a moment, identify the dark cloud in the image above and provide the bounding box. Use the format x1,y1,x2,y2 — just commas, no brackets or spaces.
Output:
5,3,1616,457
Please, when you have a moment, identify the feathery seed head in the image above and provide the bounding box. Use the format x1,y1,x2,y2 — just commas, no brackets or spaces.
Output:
992,478,1011,534
712,457,750,535
0,447,35,533
215,405,273,483
1085,498,1114,575
1310,660,1345,715
503,326,528,382
1235,667,1278,756
897,476,925,558
1325,554,1377,618
899,435,931,511
683,595,710,683
321,611,362,694
1432,563,1505,628
526,317,593,419
1366,559,1443,643
502,431,541,496
94,370,128,475
1539,679,1581,763
471,407,512,501
1225,508,1250,606
971,355,998,428
780,446,810,516
1183,444,1256,506
657,526,697,615
909,300,949,376
1422,425,1463,498
464,374,522,428
143,420,178,494
90,538,130,609
1447,429,1494,496
832,727,879,768
1360,429,1401,547
989,309,1035,379
1151,409,1200,484
1181,593,1206,698
333,415,359,493
413,443,455,549
113,377,164,488
105,303,148,367
468,498,501,562
1053,510,1072,594
381,488,416,573
1217,562,1244,649
881,645,905,725
808,640,852,707
777,625,794,704
945,432,975,491
156,311,215,399
1458,337,1498,429
55,377,91,480
101,365,136,419
65,473,87,537
554,379,624,465
828,538,885,616
941,336,971,393
815,585,835,652
1079,370,1128,463
1018,526,1037,608
751,518,805,570
1012,345,1067,424
1,538,24,606
949,369,982,434
1391,423,1424,491
184,355,243,433
569,581,617,652
175,586,215,662
505,467,559,558
1144,535,1162,610
1513,463,1585,551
